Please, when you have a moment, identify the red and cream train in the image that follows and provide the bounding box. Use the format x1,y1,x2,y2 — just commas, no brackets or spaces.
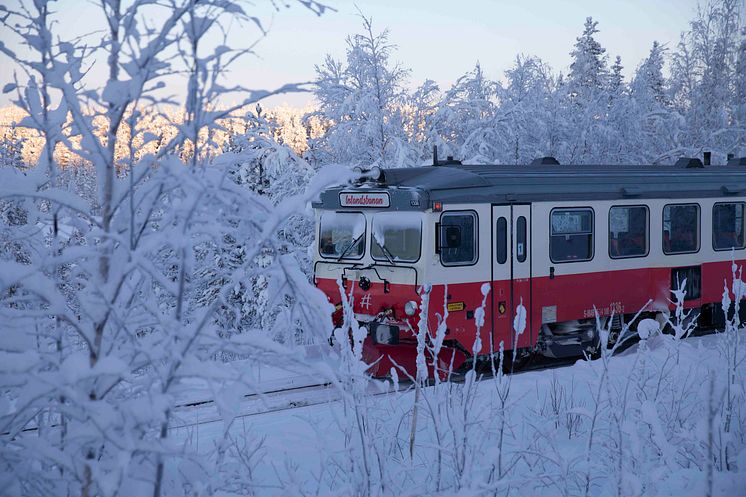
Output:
312,155,746,377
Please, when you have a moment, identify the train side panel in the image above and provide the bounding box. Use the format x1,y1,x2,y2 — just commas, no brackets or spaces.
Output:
529,197,746,344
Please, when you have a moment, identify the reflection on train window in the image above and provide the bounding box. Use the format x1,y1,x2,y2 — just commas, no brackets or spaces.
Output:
318,211,365,259
440,211,477,265
371,212,422,262
663,204,700,254
550,208,594,263
496,217,507,264
516,216,527,263
713,202,745,251
609,205,649,259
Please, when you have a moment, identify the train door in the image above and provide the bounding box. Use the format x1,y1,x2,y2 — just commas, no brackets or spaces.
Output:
511,204,532,349
491,204,532,353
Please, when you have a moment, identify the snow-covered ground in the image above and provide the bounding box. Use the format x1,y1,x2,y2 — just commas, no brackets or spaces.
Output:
165,332,746,497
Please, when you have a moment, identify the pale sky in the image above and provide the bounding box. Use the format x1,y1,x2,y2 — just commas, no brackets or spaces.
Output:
0,0,702,108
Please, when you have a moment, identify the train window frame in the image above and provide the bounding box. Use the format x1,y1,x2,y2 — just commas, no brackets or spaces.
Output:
712,202,746,252
608,205,650,259
662,203,701,255
370,212,423,263
318,210,367,261
439,210,479,267
516,215,527,263
549,207,595,264
496,217,508,264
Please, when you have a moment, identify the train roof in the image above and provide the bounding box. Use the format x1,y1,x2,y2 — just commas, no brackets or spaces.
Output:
315,162,746,210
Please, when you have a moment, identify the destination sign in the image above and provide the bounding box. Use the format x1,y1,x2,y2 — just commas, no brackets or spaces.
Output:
339,192,390,208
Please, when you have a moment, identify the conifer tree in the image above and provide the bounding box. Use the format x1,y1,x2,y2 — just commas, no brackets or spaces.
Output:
564,17,610,163
568,17,609,105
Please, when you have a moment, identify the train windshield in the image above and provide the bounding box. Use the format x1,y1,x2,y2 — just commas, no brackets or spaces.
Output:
371,212,422,263
318,212,365,259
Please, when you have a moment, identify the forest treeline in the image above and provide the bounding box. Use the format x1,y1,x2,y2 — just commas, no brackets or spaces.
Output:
1,0,744,171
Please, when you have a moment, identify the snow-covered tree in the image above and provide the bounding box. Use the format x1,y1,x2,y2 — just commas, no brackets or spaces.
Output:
563,17,611,164
0,122,30,266
312,15,412,168
427,62,502,163
496,54,556,164
600,55,634,163
568,17,609,105
632,42,667,106
628,41,680,163
0,122,25,169
195,105,318,343
607,55,625,99
404,78,441,164
732,27,746,156
670,0,743,161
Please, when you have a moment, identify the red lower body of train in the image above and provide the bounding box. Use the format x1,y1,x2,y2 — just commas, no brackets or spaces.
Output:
316,257,745,378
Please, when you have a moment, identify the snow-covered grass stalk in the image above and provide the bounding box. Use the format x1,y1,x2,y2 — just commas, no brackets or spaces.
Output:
581,301,651,497
404,282,494,491
329,278,376,495
449,283,491,489
408,283,430,461
486,295,523,487
716,260,744,471
486,340,514,489
665,276,698,364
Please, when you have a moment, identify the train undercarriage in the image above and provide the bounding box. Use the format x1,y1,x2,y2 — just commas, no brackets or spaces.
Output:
351,299,745,379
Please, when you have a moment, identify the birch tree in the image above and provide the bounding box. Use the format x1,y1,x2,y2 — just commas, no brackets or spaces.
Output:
670,0,743,161
427,62,501,163
312,14,412,168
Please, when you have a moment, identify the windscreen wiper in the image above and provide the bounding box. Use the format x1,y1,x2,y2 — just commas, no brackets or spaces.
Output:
377,242,397,266
337,233,364,261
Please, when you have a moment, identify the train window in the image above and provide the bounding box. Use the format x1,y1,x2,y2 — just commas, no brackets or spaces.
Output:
496,217,507,264
550,208,594,263
318,211,365,259
516,216,527,263
663,204,700,254
713,202,746,251
609,205,649,259
371,212,422,262
440,211,478,265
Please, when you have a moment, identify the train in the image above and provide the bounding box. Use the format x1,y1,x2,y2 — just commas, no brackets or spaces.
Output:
312,153,746,378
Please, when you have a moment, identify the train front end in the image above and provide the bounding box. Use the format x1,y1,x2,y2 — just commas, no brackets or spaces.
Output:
312,169,454,378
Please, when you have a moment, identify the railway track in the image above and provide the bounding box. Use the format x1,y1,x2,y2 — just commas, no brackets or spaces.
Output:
0,354,664,437
167,353,585,432
170,324,732,431
170,380,340,430
2,327,727,437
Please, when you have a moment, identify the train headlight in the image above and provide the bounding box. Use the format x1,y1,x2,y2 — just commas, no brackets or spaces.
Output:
404,300,418,316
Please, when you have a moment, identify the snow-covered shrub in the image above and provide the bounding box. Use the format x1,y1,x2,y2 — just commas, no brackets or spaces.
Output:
188,107,322,345
0,1,337,496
